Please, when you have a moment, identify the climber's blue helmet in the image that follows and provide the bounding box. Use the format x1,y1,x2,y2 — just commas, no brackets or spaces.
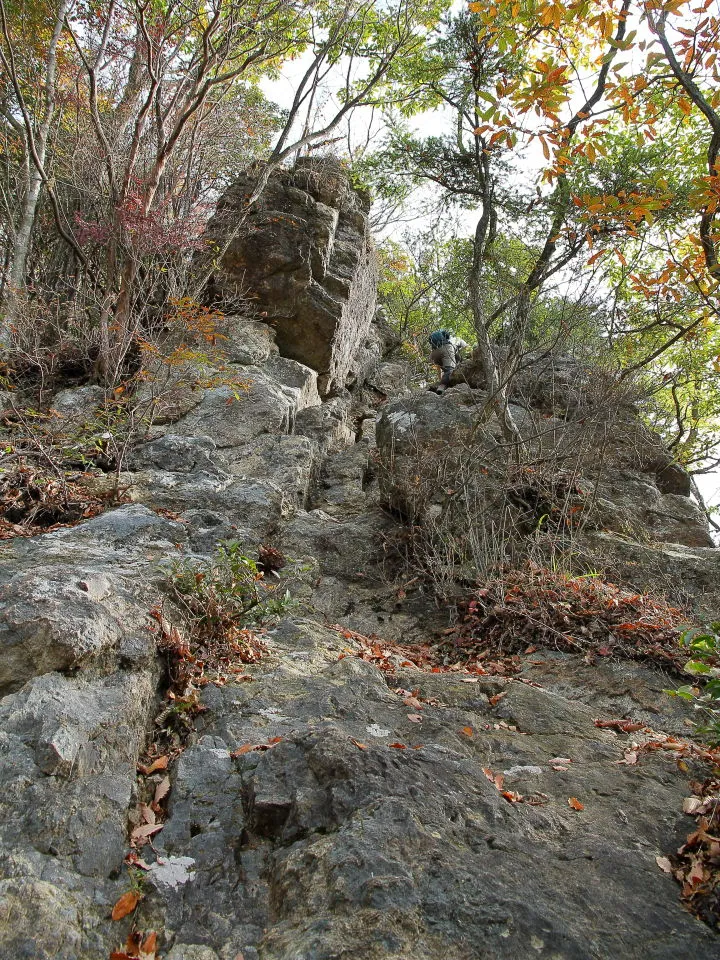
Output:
428,329,452,349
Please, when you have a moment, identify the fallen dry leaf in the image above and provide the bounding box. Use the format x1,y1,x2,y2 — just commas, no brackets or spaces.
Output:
137,756,169,776
460,677,479,683
656,855,674,874
501,790,523,803
403,696,423,709
407,713,423,723
549,757,572,765
482,767,505,791
594,719,646,734
111,890,141,921
124,853,152,871
131,823,164,841
551,765,569,771
139,931,157,959
683,797,705,815
388,742,406,749
568,797,585,811
488,692,507,707
231,744,255,757
154,777,171,805
350,738,367,750
460,726,474,737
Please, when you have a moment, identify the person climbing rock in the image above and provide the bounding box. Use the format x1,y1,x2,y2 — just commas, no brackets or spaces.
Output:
428,328,470,394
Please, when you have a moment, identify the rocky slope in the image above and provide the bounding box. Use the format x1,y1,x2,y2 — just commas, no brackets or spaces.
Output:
0,161,719,960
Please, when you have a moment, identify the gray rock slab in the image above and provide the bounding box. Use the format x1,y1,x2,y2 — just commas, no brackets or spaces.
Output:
131,619,718,960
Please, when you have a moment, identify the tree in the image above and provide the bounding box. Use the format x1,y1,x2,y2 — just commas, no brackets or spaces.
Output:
467,0,720,457
0,0,451,384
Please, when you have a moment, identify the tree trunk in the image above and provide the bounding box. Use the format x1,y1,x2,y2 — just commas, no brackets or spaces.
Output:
4,0,69,295
469,200,521,446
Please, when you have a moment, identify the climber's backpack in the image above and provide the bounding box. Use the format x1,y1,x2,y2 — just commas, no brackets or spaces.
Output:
428,329,451,349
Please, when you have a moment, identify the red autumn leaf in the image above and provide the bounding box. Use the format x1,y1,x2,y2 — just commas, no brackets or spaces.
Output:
267,737,283,745
110,953,134,960
488,692,506,707
111,890,141,921
388,742,406,749
124,853,151,871
137,756,169,776
125,932,142,954
568,797,585,811
231,744,255,756
460,726,474,737
350,738,367,750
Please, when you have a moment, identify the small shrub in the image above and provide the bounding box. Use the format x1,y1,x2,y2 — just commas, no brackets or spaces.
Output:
672,624,720,744
168,540,293,642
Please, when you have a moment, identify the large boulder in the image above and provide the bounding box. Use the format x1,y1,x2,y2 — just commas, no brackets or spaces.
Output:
207,157,378,395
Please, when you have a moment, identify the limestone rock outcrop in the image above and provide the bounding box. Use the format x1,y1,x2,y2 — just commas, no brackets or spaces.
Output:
207,157,378,395
2,183,720,958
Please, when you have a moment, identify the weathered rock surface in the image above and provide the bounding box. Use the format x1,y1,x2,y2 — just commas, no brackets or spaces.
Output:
1,181,720,959
134,620,717,960
208,158,378,394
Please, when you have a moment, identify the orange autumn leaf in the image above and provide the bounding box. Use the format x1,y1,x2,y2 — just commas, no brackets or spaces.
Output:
140,931,158,958
568,797,585,811
388,742,407,749
501,790,523,803
350,738,367,750
137,755,169,776
111,890,141,921
460,726,474,737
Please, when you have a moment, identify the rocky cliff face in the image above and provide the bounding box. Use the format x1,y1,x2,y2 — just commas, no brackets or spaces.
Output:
207,157,379,396
0,163,719,959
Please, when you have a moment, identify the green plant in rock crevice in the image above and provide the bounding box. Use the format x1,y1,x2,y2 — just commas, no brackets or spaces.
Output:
671,624,720,745
168,540,294,645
